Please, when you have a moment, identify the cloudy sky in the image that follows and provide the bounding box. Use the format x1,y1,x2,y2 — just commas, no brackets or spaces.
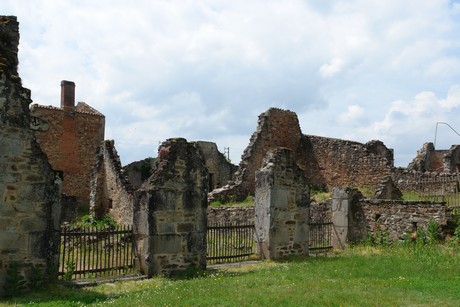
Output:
4,0,460,167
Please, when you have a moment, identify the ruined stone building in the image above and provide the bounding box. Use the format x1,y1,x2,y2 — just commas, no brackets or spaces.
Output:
0,16,61,295
407,142,460,173
210,108,394,202
122,157,157,189
90,139,236,225
30,81,105,209
195,141,237,191
90,140,135,225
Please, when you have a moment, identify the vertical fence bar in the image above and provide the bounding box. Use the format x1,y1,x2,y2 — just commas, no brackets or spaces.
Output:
60,227,66,277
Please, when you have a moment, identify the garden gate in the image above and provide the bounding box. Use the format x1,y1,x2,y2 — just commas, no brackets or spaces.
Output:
58,225,136,280
308,221,333,254
206,222,256,264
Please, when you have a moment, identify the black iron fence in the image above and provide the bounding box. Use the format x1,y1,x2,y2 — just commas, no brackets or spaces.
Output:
417,176,460,207
308,222,333,254
59,225,136,280
206,222,256,264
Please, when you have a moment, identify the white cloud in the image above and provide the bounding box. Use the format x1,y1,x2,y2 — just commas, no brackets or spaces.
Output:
319,58,344,78
338,105,365,124
3,0,460,167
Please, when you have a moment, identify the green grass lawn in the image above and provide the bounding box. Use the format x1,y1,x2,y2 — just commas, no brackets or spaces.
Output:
2,244,459,306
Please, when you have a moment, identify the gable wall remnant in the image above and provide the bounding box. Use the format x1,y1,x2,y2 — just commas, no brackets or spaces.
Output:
216,108,395,201
90,140,134,225
122,157,157,190
236,108,305,195
196,141,237,191
30,83,105,209
0,16,61,296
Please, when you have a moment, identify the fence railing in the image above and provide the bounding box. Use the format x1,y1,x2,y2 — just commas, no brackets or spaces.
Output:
59,225,136,280
308,222,333,254
207,222,256,264
417,176,460,207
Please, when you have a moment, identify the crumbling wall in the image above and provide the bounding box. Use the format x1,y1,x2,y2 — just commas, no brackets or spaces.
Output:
133,138,208,276
196,141,237,190
309,200,332,223
407,142,460,174
303,136,394,190
238,108,305,195
122,157,157,189
0,16,61,296
350,200,452,242
207,206,254,225
90,140,134,225
211,108,394,202
330,188,453,245
31,85,105,209
254,148,310,259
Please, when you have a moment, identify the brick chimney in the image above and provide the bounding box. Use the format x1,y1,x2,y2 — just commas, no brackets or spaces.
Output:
60,80,75,112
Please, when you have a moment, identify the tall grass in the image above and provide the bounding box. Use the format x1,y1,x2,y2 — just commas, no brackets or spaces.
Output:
3,243,459,306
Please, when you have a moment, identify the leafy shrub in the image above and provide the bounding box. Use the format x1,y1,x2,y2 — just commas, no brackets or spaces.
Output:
3,261,26,298
73,214,118,228
28,264,44,291
63,261,75,281
427,219,441,244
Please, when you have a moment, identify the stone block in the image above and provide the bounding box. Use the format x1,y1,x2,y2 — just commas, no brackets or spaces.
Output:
272,188,289,209
153,234,182,254
158,223,176,234
177,223,194,233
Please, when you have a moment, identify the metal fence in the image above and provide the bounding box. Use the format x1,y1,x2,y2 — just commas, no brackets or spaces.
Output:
59,225,136,280
308,222,333,254
206,222,256,264
417,176,460,207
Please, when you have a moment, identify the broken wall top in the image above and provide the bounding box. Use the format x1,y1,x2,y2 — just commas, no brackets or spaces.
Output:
0,16,36,129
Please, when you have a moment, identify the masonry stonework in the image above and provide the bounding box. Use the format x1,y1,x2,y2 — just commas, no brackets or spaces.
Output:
254,148,310,259
329,188,453,245
196,141,237,191
30,82,105,209
0,16,61,296
210,108,394,202
407,142,460,174
207,206,254,225
133,138,208,276
90,140,134,225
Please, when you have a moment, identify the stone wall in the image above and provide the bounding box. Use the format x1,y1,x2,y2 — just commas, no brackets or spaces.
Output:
207,206,254,225
211,108,394,202
133,138,208,276
238,108,304,195
30,83,105,209
349,199,452,242
407,142,460,174
303,136,394,190
90,140,134,225
254,148,310,259
196,141,237,190
0,16,61,296
309,200,332,223
122,157,157,189
330,188,454,245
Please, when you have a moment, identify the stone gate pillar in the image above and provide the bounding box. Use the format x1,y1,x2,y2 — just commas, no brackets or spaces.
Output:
133,138,208,277
254,148,309,259
331,187,362,249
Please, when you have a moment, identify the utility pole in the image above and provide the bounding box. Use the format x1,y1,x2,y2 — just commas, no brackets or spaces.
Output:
434,122,460,148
